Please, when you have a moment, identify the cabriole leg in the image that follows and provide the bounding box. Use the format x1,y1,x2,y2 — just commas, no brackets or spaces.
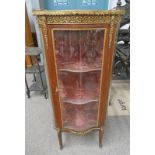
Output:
99,127,104,148
57,129,63,150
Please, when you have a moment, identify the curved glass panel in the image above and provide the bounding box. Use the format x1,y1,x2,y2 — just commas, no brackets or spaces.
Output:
53,29,105,131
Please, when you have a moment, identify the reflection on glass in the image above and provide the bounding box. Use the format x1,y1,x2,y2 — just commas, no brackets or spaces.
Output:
54,30,104,71
62,102,98,131
53,29,105,131
58,71,100,104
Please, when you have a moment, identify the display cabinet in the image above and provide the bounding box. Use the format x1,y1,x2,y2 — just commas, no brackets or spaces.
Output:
33,10,124,149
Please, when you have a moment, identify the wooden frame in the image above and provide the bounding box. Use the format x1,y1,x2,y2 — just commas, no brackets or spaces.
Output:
33,10,124,149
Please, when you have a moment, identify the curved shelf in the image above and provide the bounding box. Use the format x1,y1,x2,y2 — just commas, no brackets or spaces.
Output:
58,68,101,73
57,60,102,73
62,98,98,105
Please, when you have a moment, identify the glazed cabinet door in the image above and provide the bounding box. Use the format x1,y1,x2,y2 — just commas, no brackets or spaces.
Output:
48,25,109,131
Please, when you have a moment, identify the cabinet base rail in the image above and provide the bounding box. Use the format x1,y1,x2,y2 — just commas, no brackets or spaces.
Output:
56,127,104,150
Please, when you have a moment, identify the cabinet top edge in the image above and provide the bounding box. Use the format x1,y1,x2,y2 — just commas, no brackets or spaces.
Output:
32,9,125,16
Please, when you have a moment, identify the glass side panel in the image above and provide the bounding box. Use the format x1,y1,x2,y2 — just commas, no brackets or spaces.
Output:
53,29,105,131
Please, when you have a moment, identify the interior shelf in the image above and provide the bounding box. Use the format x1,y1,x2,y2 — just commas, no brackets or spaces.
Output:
61,98,98,105
59,88,99,105
57,60,102,73
58,68,101,73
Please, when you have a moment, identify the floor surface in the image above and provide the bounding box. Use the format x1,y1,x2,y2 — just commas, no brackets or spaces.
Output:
26,83,130,155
